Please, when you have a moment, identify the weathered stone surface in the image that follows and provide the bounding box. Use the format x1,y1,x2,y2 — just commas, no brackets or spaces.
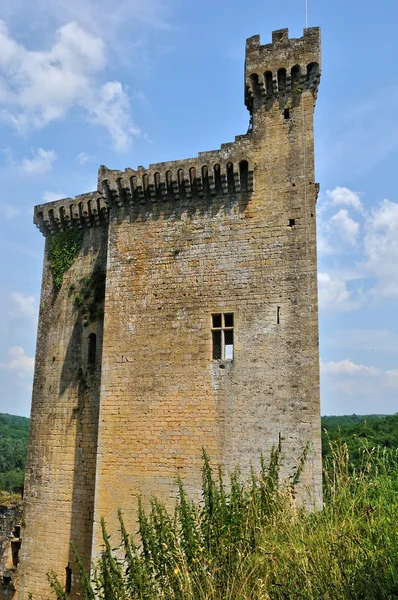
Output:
0,504,22,600
20,27,322,599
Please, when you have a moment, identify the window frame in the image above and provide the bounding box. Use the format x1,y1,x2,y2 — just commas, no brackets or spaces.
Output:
211,312,234,360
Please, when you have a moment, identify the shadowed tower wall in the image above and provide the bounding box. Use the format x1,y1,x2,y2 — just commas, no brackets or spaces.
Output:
20,26,322,599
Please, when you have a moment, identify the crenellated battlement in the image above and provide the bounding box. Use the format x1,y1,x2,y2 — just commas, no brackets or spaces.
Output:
34,191,109,237
34,134,254,236
245,27,321,113
100,136,253,210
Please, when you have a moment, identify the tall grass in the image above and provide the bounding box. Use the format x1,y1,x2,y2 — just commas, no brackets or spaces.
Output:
48,444,398,599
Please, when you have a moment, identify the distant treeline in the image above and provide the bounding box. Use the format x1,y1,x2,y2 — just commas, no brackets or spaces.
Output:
322,413,398,470
0,413,29,494
0,412,398,494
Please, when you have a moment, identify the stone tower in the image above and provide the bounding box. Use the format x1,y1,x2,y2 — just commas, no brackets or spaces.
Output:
19,27,322,599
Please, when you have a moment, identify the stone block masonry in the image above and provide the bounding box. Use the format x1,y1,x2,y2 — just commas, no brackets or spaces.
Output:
19,26,322,599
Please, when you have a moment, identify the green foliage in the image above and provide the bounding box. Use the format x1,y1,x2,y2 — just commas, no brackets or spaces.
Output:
47,229,85,289
71,266,106,324
48,446,398,600
322,413,398,472
0,413,29,495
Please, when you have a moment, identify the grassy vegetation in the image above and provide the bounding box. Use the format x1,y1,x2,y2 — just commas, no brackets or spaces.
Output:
0,413,29,495
48,443,398,600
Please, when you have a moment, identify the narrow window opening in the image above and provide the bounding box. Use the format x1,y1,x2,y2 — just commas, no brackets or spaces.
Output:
166,171,174,200
11,540,21,567
291,65,301,89
88,333,96,368
177,169,186,200
278,432,283,453
226,162,235,194
277,306,280,325
239,160,249,192
65,564,72,594
2,576,11,586
142,174,150,201
289,218,295,227
211,313,234,360
212,314,222,328
154,172,162,201
212,330,222,360
213,164,222,195
202,165,210,197
224,313,234,327
277,68,286,93
284,108,290,120
264,71,273,96
189,167,198,197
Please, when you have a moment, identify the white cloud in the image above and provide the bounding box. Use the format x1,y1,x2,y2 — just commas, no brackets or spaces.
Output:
21,148,57,174
364,199,398,298
325,187,363,212
318,272,361,312
331,209,360,246
42,191,66,203
0,346,34,379
87,81,140,152
76,152,89,165
0,202,20,218
0,20,138,151
321,359,380,377
8,292,36,318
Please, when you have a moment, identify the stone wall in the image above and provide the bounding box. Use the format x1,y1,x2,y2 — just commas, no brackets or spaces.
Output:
0,503,22,600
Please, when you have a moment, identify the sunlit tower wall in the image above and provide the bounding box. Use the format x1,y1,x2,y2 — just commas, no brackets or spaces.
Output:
91,26,322,558
19,26,322,599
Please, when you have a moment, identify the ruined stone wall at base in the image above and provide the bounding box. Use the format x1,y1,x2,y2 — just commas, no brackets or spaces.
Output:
0,504,23,600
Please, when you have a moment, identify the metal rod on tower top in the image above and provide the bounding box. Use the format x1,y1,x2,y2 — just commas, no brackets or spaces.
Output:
305,0,308,28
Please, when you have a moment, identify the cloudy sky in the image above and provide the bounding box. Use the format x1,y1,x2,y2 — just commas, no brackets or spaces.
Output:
0,0,397,417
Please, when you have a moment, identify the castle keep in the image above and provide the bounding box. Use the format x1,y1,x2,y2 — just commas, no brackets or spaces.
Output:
18,27,321,599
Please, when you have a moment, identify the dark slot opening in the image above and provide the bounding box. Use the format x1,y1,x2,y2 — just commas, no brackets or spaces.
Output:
264,71,273,96
212,330,222,360
213,164,222,195
284,108,290,120
154,172,162,201
227,162,235,194
166,170,174,199
142,174,150,201
224,313,234,327
88,333,96,368
291,65,301,88
189,167,198,198
289,218,295,227
11,541,21,568
177,169,186,200
2,576,11,586
277,68,286,93
277,306,280,325
250,73,260,98
212,314,222,328
65,564,72,594
202,165,210,197
13,525,21,538
239,160,249,192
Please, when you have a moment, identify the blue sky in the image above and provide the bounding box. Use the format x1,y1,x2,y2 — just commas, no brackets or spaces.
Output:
0,0,397,417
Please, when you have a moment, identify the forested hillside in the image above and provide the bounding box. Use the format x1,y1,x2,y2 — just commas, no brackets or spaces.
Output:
322,413,398,470
1,412,398,494
0,413,29,494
